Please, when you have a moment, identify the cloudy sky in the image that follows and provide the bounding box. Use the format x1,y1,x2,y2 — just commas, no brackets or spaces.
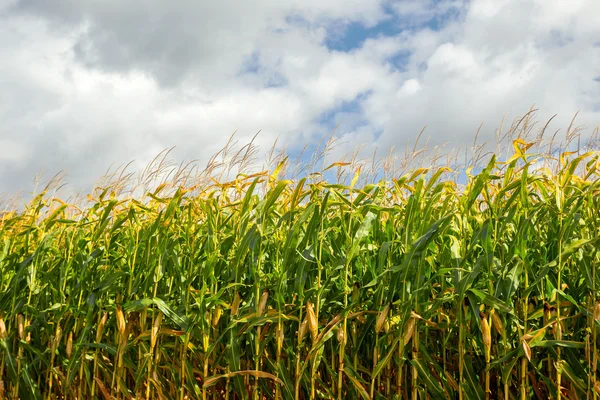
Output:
1,0,599,196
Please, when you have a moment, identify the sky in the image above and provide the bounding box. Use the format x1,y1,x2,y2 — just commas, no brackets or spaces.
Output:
1,0,600,197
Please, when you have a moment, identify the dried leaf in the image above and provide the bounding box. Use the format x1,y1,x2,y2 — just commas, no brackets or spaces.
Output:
203,370,283,388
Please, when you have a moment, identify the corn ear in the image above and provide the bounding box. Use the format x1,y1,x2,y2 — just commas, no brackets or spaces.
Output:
17,314,24,340
0,316,6,340
96,312,108,342
258,290,269,316
298,319,308,345
522,340,532,362
116,305,126,336
306,301,318,342
403,317,416,345
211,307,222,329
490,309,503,336
376,303,390,334
480,312,491,363
151,312,163,349
66,332,73,358
231,292,242,317
336,326,345,345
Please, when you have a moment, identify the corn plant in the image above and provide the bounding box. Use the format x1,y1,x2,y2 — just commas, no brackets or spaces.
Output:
0,136,599,399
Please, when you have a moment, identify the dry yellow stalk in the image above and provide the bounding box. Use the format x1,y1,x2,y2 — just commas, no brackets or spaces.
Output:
277,326,284,348
594,300,600,323
444,371,459,392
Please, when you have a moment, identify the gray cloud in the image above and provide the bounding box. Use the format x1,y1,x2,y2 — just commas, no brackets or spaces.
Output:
7,0,388,87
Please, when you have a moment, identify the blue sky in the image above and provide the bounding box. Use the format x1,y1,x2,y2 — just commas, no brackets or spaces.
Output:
1,0,599,196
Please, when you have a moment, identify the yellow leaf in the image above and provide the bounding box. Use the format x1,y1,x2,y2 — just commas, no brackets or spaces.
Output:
350,167,361,188
323,161,351,172
409,168,429,182
270,157,288,183
559,151,577,167
512,138,534,156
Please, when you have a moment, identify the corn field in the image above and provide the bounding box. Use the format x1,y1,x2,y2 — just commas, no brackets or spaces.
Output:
0,137,599,399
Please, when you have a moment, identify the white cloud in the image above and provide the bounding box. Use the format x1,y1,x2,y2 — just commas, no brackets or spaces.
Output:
469,0,511,18
0,0,599,197
398,79,421,96
355,0,600,158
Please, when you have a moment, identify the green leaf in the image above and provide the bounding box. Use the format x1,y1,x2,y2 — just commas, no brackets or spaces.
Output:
409,359,445,398
372,337,400,380
467,288,513,313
